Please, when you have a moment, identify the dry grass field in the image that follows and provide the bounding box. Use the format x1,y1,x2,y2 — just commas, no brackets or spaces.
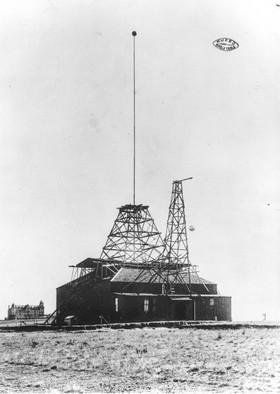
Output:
0,327,279,393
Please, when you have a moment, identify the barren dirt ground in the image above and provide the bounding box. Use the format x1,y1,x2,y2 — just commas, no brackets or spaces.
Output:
0,327,279,393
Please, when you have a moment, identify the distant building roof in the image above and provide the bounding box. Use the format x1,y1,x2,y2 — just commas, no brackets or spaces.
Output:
111,267,215,285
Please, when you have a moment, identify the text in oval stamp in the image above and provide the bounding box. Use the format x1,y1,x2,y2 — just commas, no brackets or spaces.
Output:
213,38,239,51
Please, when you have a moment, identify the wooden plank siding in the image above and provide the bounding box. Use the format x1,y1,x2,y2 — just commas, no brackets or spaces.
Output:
56,267,231,324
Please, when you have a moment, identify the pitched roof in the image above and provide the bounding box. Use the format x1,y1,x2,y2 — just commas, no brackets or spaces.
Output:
111,267,215,285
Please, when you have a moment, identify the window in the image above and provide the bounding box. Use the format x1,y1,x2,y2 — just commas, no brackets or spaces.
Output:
152,298,156,312
144,299,149,313
210,298,214,306
115,298,119,312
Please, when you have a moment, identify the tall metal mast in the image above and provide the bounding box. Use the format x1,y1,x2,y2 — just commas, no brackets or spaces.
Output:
132,31,137,205
100,33,165,268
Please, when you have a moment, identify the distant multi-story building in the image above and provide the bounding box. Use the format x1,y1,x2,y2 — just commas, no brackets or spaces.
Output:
7,301,44,320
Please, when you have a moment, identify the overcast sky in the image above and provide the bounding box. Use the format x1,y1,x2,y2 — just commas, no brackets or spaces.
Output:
0,0,279,321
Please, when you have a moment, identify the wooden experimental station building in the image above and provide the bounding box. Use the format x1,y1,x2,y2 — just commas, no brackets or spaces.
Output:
51,33,231,326
54,181,231,325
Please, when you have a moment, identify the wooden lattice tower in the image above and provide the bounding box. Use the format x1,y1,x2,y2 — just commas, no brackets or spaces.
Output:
100,204,165,265
156,178,210,294
164,178,192,268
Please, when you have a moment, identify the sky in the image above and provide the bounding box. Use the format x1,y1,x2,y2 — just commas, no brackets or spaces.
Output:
0,0,279,321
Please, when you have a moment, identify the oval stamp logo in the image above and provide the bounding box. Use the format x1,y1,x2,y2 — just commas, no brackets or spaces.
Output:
213,38,239,51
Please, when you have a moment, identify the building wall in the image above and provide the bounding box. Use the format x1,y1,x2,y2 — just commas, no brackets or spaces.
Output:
56,272,231,324
56,276,112,325
111,294,172,323
112,281,217,296
112,294,231,322
194,296,232,321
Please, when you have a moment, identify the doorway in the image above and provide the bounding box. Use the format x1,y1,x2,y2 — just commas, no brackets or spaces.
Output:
174,300,194,320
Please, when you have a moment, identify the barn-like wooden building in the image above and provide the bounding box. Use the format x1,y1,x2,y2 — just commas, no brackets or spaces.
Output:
53,181,231,325
56,259,231,325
